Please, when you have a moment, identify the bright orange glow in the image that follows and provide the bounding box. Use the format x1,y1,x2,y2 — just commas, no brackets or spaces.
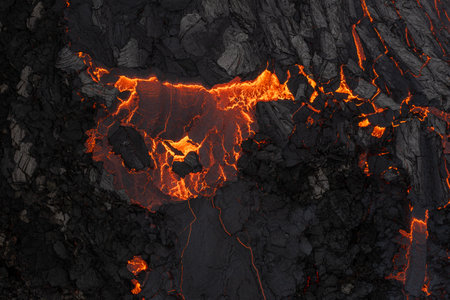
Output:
358,118,370,127
131,279,142,294
352,24,366,70
371,126,385,138
127,256,148,276
80,51,294,209
210,198,266,299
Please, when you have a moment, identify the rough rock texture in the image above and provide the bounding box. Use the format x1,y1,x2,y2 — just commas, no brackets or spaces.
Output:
1,0,449,300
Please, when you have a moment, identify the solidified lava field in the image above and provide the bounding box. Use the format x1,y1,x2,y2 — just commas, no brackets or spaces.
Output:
1,0,449,299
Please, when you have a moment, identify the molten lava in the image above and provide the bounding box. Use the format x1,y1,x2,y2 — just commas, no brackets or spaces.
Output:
82,54,293,209
127,256,148,276
127,256,148,295
371,126,386,138
358,118,370,128
131,279,142,294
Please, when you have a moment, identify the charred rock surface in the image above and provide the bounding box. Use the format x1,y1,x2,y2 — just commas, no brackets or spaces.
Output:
1,0,449,300
108,125,153,171
172,151,202,178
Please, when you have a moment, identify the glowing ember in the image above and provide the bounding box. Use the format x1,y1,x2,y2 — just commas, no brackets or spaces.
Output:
82,55,293,209
127,256,148,276
131,279,142,294
371,126,386,138
358,118,370,127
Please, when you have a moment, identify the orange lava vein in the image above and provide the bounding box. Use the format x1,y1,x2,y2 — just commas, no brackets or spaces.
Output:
179,199,197,298
359,118,370,127
415,0,446,55
211,198,267,299
131,279,142,294
236,237,267,300
297,65,320,103
387,210,429,286
336,65,364,101
352,24,366,70
360,0,374,22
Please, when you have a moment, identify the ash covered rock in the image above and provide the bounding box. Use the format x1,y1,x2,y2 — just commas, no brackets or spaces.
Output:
56,46,86,72
117,38,148,68
11,142,37,185
217,26,260,76
163,196,263,300
16,66,33,98
179,13,208,57
308,168,329,199
256,100,295,147
26,2,44,31
202,0,230,22
108,125,153,171
8,118,37,185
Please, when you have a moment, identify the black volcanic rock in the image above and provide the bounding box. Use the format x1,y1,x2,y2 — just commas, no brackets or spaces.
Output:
2,0,449,299
172,151,202,178
108,125,153,171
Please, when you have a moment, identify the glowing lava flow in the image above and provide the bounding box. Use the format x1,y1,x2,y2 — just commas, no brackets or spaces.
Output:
80,53,293,209
127,256,148,295
127,256,148,275
131,279,142,295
